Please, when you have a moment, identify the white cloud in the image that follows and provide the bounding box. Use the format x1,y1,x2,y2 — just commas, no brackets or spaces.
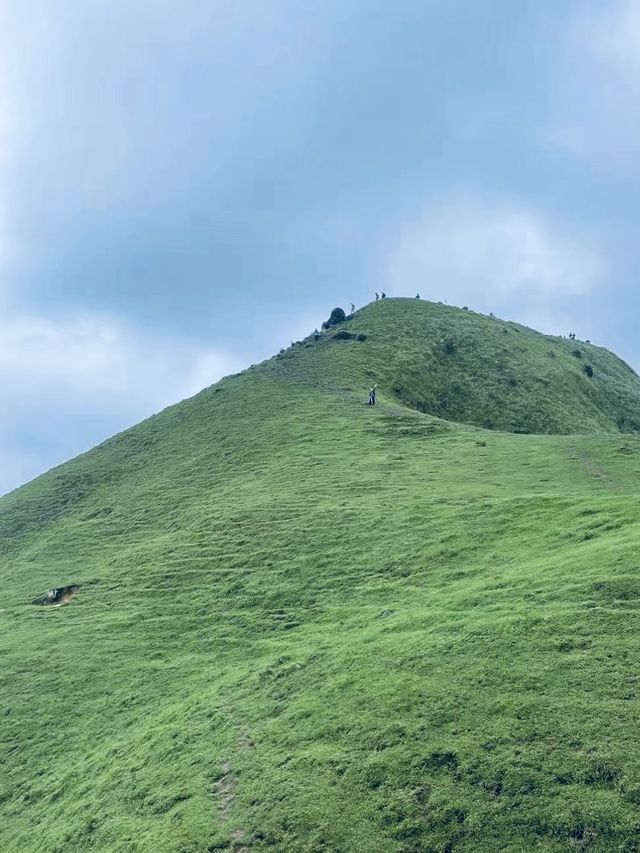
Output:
0,311,243,495
583,0,640,71
0,5,30,283
0,313,239,402
180,349,241,399
538,2,640,164
384,199,601,311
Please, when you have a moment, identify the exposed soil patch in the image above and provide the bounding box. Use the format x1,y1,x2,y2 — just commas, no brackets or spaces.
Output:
32,585,80,606
214,714,254,851
214,761,251,852
214,760,236,820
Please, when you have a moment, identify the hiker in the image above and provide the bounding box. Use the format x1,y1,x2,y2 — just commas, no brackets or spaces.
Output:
381,292,386,298
375,292,379,300
314,329,320,341
416,293,420,299
351,303,355,314
368,385,377,406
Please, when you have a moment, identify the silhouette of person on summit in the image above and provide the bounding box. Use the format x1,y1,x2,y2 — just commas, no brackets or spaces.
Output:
375,292,379,300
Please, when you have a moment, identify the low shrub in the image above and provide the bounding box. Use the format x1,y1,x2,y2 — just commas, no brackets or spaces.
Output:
419,751,459,771
585,762,620,786
584,365,594,378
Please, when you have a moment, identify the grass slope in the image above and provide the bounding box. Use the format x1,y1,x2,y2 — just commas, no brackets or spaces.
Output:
2,299,640,852
274,299,640,435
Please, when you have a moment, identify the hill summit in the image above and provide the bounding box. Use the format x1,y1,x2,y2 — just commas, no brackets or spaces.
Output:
269,298,640,434
2,298,640,852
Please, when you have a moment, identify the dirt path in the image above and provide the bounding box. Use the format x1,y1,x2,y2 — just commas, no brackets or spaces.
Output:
570,445,619,492
214,760,237,821
214,717,253,852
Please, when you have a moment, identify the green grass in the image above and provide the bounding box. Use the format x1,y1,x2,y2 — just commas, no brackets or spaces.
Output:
2,299,640,851
287,300,640,434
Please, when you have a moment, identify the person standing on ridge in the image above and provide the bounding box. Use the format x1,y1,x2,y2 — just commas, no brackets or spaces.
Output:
368,385,377,406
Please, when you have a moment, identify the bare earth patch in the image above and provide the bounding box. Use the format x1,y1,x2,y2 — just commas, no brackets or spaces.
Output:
32,585,80,606
214,717,253,851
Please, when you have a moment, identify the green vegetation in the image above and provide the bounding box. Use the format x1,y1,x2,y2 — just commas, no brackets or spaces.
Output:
275,299,640,434
2,299,640,851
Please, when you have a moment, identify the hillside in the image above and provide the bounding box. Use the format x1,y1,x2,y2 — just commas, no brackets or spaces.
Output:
2,299,640,852
268,299,640,435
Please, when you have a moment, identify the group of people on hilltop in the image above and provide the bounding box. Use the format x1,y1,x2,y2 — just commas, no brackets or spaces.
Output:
374,292,421,300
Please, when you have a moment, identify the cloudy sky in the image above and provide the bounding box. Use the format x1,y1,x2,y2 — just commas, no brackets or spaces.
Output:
1,0,640,494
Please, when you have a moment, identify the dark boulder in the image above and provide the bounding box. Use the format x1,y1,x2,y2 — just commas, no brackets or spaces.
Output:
323,307,347,329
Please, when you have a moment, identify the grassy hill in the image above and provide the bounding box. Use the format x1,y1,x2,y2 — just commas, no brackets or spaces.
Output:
271,299,640,434
2,298,640,852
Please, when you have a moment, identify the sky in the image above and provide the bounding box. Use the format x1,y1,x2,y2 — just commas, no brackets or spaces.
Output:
1,0,640,494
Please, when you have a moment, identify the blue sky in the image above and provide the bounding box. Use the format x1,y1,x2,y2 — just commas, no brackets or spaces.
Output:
1,0,640,494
